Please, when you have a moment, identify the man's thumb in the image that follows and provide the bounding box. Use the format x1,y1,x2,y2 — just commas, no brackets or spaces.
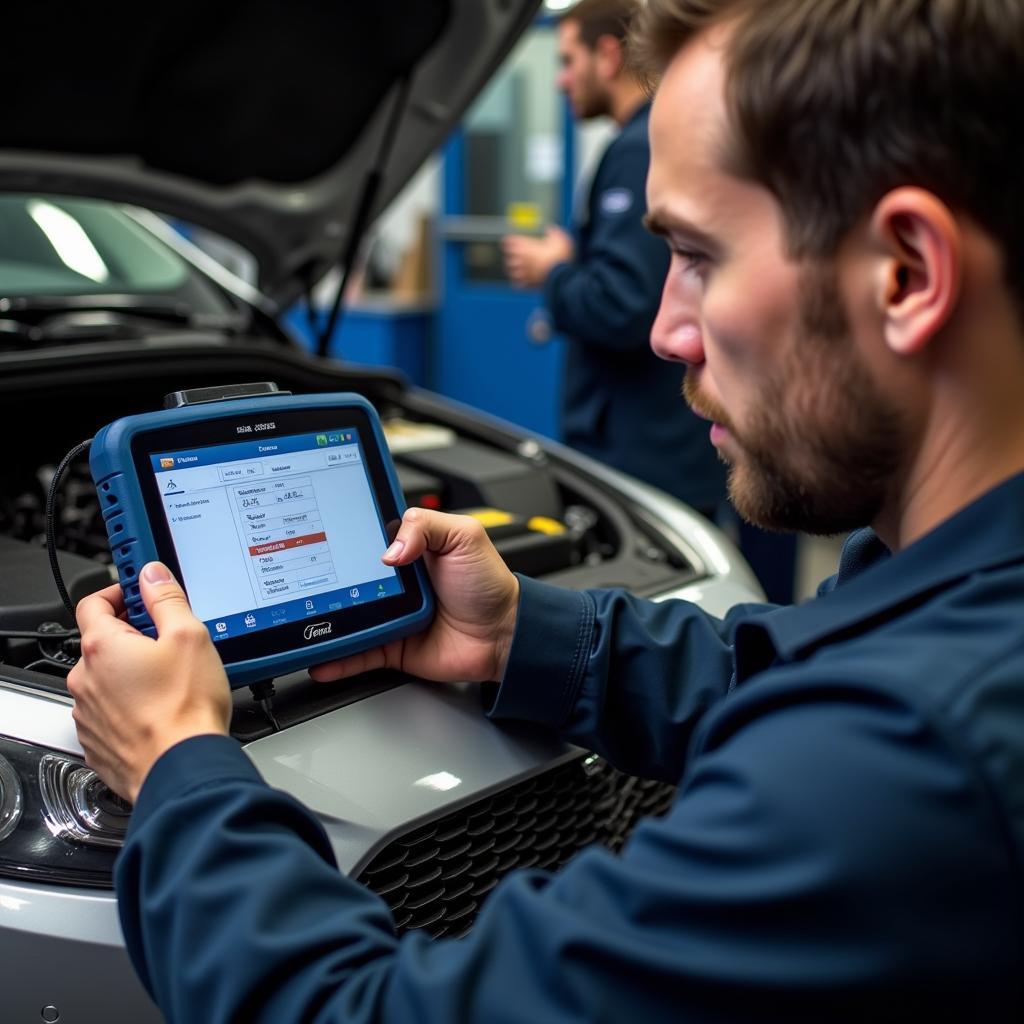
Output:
139,562,193,633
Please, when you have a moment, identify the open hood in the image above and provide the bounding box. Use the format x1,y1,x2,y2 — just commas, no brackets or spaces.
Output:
0,0,540,304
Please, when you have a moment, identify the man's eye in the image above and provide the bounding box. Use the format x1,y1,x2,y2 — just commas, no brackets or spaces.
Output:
672,249,707,274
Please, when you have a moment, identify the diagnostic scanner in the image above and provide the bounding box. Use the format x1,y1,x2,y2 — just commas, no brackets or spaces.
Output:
89,385,433,687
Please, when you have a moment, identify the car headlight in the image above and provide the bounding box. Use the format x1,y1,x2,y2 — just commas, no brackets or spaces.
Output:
0,735,128,888
0,754,23,843
39,755,130,848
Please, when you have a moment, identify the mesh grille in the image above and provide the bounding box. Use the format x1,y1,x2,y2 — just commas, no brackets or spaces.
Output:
356,756,675,940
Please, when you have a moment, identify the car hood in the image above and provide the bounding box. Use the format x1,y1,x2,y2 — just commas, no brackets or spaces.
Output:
0,0,539,304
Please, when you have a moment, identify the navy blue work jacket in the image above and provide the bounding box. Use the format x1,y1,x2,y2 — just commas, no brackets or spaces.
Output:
116,473,1024,1021
544,103,725,510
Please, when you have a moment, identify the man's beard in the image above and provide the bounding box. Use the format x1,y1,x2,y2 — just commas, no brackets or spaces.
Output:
575,70,611,120
685,265,906,536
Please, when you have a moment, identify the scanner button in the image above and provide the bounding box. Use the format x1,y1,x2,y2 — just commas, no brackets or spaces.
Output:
105,512,130,540
99,474,126,520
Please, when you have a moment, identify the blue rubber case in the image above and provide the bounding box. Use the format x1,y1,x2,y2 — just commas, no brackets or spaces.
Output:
89,393,433,687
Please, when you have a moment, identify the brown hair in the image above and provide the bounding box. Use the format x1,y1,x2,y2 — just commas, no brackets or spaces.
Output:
632,0,1024,311
562,0,640,50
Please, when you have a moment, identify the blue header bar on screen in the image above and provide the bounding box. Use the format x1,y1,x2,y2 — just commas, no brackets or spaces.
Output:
150,429,360,472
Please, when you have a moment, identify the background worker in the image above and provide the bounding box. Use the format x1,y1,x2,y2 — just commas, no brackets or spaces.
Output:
503,0,725,519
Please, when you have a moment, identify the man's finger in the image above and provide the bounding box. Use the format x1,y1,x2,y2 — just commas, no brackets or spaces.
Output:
75,583,127,633
308,645,390,682
138,562,196,634
382,508,486,566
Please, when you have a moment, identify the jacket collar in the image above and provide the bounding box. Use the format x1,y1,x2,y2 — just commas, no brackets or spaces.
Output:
734,470,1024,682
620,101,651,133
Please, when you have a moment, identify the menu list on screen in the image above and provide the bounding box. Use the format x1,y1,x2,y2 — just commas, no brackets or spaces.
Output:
150,429,403,641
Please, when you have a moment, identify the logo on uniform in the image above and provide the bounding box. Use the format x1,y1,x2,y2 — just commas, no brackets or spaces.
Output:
600,188,633,214
303,621,332,641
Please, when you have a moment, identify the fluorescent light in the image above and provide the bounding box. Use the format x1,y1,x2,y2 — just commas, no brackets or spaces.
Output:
27,199,110,284
544,0,576,10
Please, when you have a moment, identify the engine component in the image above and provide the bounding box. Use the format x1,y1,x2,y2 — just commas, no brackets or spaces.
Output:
0,536,110,631
461,507,579,577
1,460,111,561
396,438,562,520
394,463,444,509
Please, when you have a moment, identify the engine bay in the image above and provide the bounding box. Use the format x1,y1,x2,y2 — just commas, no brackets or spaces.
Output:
0,340,698,706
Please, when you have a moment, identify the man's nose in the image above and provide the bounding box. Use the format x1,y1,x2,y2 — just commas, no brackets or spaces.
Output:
650,277,704,365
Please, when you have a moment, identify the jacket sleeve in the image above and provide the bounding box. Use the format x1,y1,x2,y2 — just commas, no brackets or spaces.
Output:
486,575,767,781
543,137,669,352
116,678,1018,1024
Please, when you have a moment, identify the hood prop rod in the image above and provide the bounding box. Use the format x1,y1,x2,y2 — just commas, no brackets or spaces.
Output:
316,72,414,359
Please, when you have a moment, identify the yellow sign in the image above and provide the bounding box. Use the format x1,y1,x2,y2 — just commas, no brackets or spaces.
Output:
506,203,543,231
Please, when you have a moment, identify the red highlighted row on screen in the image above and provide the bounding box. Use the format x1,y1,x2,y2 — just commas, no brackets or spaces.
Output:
248,532,328,557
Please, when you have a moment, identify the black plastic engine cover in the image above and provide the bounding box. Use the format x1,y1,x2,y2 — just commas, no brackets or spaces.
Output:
0,536,111,630
396,440,562,520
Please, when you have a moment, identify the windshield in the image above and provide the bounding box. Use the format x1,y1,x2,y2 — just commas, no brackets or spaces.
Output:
0,194,234,317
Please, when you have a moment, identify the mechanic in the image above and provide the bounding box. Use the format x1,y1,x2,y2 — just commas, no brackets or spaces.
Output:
503,0,725,518
69,0,1024,1020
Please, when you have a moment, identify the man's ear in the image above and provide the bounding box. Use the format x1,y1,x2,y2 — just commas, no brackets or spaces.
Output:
869,188,962,356
594,33,625,81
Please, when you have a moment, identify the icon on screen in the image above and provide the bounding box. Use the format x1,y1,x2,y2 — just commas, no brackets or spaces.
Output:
215,622,228,634
159,457,175,469
244,614,256,628
349,587,360,599
315,434,329,447
305,599,314,611
165,478,178,492
328,433,341,443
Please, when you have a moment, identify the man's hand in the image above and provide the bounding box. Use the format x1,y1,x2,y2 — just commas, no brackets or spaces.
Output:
309,508,520,687
502,226,574,288
67,563,231,803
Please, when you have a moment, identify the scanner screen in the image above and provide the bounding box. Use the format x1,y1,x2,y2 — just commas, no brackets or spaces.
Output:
149,428,403,642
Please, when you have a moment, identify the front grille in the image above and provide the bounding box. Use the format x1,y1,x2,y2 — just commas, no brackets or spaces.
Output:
356,756,676,940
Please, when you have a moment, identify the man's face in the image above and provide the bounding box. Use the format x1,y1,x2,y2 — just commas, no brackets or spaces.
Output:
647,29,906,535
556,20,610,120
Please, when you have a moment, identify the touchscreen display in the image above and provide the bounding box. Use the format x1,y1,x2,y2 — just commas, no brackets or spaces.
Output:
149,428,403,642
